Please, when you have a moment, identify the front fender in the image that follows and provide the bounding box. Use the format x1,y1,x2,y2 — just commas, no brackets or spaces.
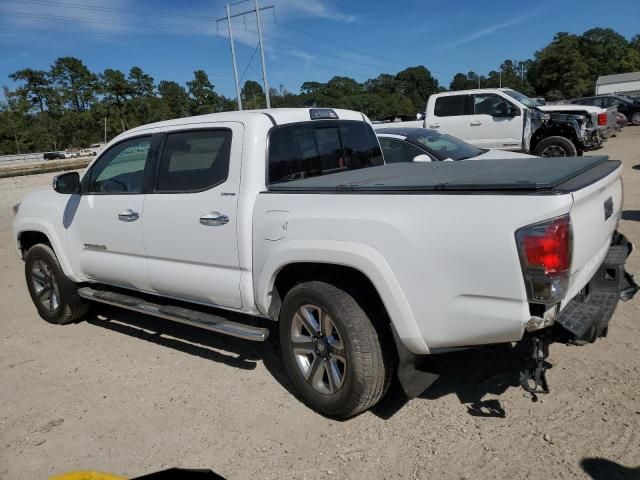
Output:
254,239,430,354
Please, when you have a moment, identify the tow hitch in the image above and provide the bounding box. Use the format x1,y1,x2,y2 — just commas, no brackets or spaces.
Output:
519,334,552,402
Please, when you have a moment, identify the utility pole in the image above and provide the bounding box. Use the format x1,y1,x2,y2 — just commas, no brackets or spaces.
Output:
499,69,502,88
217,1,275,110
255,0,270,108
521,64,525,88
477,69,480,88
226,3,242,110
103,117,107,144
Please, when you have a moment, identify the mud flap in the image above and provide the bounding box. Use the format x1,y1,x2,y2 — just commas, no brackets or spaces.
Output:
391,325,439,399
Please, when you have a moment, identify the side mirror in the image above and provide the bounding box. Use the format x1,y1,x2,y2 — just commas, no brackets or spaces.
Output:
413,154,432,163
53,172,80,194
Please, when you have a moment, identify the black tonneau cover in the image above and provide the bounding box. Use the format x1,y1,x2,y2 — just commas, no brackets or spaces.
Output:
267,156,618,193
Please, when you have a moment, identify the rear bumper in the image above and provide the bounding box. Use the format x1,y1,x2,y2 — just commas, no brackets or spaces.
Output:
555,232,638,344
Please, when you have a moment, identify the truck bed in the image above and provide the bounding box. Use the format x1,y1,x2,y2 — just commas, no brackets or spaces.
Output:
268,156,617,193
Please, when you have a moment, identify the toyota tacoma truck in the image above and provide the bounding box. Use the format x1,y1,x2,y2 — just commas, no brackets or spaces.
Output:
415,88,613,157
12,108,638,418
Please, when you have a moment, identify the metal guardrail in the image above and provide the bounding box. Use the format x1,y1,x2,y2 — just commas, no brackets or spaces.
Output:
0,153,47,165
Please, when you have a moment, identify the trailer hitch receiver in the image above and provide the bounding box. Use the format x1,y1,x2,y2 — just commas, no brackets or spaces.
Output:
519,334,552,402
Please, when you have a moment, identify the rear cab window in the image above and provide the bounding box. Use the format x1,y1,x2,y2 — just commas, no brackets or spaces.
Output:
434,95,469,117
155,129,232,192
267,121,383,185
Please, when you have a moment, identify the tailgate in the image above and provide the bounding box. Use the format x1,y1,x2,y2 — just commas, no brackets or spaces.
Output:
564,162,623,305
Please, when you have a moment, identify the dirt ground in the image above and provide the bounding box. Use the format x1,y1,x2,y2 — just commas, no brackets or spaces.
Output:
1,130,639,480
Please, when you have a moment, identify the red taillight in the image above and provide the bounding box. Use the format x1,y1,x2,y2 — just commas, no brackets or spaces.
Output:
516,215,572,304
598,113,607,126
522,217,571,273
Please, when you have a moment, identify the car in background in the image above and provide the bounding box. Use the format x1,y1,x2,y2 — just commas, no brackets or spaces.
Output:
375,127,536,163
572,95,640,126
43,152,67,160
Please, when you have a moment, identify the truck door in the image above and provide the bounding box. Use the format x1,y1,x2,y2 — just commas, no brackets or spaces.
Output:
468,93,523,150
141,124,243,309
66,135,155,290
427,94,470,141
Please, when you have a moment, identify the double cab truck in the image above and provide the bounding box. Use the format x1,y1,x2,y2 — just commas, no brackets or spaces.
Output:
13,108,638,417
406,88,614,157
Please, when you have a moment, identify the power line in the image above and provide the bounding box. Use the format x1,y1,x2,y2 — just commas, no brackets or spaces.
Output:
238,43,260,84
0,0,220,21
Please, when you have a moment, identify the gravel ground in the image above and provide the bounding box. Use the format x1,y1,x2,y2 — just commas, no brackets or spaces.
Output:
1,130,639,480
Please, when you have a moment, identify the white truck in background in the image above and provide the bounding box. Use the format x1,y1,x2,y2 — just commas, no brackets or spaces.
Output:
388,88,615,157
12,108,638,417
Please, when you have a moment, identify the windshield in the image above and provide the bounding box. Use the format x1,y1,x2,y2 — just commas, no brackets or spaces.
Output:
409,130,485,161
502,89,539,108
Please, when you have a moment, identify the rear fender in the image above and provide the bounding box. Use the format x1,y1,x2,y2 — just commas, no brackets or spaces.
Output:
255,239,430,354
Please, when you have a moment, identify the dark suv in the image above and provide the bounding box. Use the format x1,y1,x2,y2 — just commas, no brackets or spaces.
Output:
572,95,640,126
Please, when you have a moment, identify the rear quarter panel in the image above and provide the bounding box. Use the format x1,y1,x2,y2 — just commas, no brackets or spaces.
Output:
253,192,574,353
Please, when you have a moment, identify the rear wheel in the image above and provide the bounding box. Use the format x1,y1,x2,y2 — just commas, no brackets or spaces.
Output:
533,136,578,157
279,281,393,418
24,244,88,325
631,112,640,126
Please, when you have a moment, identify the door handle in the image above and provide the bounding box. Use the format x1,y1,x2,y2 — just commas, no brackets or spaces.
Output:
118,209,139,222
429,124,440,128
470,121,481,126
200,212,229,226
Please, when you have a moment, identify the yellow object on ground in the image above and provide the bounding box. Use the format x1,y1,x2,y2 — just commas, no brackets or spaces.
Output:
49,472,127,480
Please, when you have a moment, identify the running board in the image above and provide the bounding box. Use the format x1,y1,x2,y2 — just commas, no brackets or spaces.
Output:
77,287,269,342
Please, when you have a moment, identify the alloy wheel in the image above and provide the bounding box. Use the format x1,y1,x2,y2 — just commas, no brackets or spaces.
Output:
290,304,347,395
31,259,60,313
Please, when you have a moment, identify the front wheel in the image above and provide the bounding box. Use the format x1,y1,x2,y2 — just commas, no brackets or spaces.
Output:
279,281,393,418
24,244,89,325
631,112,640,126
533,136,578,157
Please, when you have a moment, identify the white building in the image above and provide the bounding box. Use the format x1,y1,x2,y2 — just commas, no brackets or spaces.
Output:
595,72,640,96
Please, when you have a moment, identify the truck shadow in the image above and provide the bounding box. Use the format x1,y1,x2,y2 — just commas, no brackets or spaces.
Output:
621,210,640,222
85,305,280,372
580,457,640,480
372,344,524,420
86,305,527,421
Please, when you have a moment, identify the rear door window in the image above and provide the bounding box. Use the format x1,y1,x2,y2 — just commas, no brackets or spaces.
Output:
268,121,382,184
434,95,469,117
155,130,232,192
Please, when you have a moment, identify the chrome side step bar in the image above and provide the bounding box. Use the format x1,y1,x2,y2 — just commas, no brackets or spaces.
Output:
77,287,269,342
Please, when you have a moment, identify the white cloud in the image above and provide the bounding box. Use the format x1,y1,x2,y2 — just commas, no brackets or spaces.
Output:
289,49,315,66
275,0,356,23
441,11,539,49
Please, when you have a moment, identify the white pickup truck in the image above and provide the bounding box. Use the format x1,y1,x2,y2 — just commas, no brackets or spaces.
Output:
397,88,615,157
13,108,638,417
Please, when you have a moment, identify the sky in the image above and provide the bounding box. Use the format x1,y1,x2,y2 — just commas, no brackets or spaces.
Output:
1,0,639,99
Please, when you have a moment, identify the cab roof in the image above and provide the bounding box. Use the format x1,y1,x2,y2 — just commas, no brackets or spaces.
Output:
123,108,367,136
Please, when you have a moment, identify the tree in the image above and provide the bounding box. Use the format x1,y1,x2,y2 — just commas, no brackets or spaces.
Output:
187,70,220,115
579,28,640,82
528,33,591,99
241,80,265,110
395,66,439,111
0,86,31,153
8,68,50,113
128,66,155,98
101,69,134,132
158,80,190,119
50,57,98,111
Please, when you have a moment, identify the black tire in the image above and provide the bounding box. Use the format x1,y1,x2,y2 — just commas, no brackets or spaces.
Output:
279,281,393,418
533,136,578,157
631,112,640,126
24,244,88,325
